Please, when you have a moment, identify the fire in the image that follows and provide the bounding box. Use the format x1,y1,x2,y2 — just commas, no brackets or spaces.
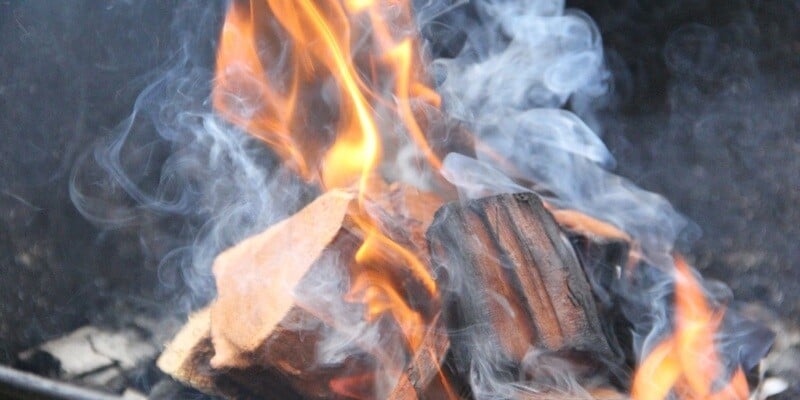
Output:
214,0,441,191
213,1,309,177
211,1,757,399
631,256,749,400
213,0,444,394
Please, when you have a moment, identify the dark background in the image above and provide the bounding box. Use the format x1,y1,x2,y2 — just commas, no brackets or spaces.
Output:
0,0,797,394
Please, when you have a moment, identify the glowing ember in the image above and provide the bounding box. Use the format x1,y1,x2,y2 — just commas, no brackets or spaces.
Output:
631,256,749,400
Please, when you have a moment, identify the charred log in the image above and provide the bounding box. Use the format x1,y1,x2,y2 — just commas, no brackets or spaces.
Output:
427,192,622,395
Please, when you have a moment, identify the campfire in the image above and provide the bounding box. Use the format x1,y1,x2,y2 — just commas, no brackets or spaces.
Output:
6,1,780,400
148,1,772,399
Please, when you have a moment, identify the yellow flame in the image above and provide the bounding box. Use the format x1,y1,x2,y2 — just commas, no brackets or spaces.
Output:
213,2,443,394
631,256,749,400
214,0,442,191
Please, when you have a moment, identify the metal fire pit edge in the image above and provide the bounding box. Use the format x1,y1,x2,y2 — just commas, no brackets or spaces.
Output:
0,364,122,400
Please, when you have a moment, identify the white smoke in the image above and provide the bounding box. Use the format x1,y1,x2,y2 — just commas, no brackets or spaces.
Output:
67,1,773,398
70,1,315,313
422,0,770,397
429,0,690,262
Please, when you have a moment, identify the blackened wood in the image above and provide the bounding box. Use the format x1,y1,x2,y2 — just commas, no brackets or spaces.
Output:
427,193,615,375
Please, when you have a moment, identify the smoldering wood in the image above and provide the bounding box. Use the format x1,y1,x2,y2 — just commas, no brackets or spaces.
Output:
512,386,628,400
208,190,358,370
159,187,451,399
203,189,373,398
427,192,620,394
159,307,453,400
157,308,305,399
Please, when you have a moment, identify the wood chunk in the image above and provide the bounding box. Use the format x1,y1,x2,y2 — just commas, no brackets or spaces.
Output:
206,189,372,398
156,308,215,395
161,187,451,399
513,386,628,399
427,193,617,389
210,184,443,369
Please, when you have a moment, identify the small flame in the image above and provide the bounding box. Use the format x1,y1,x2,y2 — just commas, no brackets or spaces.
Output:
214,0,441,192
631,256,749,400
330,372,376,400
347,269,425,350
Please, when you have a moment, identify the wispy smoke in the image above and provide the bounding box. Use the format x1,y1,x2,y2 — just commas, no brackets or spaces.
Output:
67,0,773,398
426,0,689,261
70,0,315,313
420,0,772,397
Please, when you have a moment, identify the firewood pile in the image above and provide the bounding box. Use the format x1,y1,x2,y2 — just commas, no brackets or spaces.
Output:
156,188,631,399
4,1,781,399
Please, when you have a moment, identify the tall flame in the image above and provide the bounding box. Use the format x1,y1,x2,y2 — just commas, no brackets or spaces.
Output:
214,0,441,191
631,256,749,400
212,1,755,399
212,2,445,393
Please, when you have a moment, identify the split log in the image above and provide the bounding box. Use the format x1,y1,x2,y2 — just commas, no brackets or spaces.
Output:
156,307,303,399
208,188,382,398
427,192,621,394
158,310,452,400
160,187,450,399
208,189,359,371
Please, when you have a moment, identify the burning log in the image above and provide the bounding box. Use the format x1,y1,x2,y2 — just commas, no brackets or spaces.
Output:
159,187,451,399
427,192,621,395
158,308,452,400
156,308,304,399
513,386,628,400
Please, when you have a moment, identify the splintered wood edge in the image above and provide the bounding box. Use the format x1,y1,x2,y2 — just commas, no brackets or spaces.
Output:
209,189,356,368
156,307,217,393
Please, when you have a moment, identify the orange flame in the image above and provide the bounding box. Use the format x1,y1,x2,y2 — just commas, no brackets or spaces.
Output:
631,256,749,400
214,0,441,190
214,1,444,395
